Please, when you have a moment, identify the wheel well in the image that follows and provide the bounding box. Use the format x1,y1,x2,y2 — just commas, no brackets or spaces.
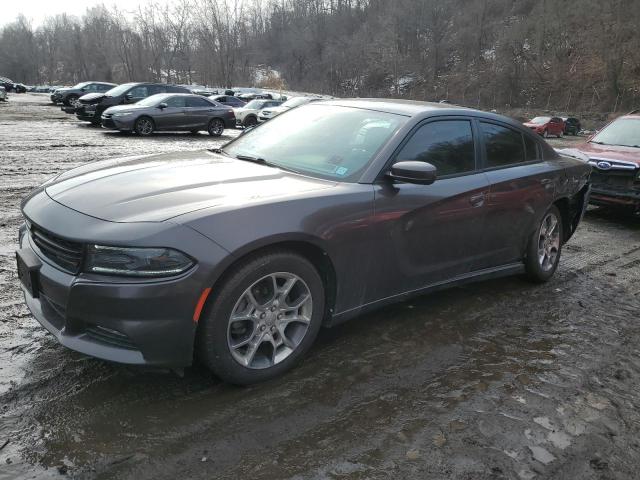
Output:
554,186,588,244
208,241,338,324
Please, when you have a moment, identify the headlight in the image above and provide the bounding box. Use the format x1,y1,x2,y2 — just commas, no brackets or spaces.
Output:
112,112,132,117
85,245,194,277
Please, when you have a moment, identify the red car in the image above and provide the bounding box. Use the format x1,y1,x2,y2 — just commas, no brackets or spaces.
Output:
572,113,640,211
523,116,565,138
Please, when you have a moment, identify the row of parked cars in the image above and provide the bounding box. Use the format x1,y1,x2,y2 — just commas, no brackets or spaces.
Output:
49,80,322,135
523,116,582,137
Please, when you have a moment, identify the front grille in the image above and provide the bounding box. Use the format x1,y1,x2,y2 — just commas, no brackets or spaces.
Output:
85,325,138,350
591,170,638,189
30,225,84,273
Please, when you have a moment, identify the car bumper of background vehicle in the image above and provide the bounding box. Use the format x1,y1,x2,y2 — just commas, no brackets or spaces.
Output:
589,185,640,207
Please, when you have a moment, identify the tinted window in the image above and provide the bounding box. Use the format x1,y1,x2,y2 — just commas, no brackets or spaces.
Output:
186,96,212,107
165,96,186,108
128,85,149,98
481,123,525,168
524,135,538,162
396,120,475,176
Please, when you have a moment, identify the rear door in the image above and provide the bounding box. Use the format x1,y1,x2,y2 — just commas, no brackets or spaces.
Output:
154,96,187,129
476,121,557,268
184,96,216,129
124,84,150,104
371,118,490,299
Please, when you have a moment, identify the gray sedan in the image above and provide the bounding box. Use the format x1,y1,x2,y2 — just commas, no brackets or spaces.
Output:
17,99,591,385
101,93,236,136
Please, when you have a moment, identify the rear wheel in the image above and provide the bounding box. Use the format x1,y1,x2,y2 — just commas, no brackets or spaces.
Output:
134,116,154,136
208,118,224,137
197,251,325,385
525,205,563,283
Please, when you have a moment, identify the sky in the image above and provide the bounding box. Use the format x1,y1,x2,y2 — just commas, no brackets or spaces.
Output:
1,0,171,27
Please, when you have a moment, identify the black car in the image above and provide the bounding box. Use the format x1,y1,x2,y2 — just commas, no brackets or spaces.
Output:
209,94,246,108
17,99,591,385
563,117,581,135
100,94,236,136
72,82,191,124
52,81,116,106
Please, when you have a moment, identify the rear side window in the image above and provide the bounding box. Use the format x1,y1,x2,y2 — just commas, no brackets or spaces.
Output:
480,122,525,168
128,85,149,98
186,96,212,107
524,135,539,162
395,120,475,176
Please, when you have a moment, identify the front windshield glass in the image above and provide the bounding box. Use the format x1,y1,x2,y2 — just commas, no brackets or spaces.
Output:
281,97,311,108
223,104,407,182
590,117,640,147
245,100,267,110
136,94,169,107
104,83,136,97
530,117,550,124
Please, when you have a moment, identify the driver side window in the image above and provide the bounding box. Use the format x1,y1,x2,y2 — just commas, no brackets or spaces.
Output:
396,120,476,176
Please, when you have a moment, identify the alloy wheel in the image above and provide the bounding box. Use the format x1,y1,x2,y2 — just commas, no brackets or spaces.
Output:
209,119,224,136
538,212,560,271
227,272,313,369
136,118,153,135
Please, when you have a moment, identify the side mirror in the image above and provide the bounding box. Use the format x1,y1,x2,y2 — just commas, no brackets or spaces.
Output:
387,161,437,185
125,93,133,100
158,102,168,109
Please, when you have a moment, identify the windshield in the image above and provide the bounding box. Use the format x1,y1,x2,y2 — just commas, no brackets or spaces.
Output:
281,97,312,109
590,117,640,147
104,83,136,97
530,117,551,124
136,94,169,107
244,100,267,110
223,104,407,182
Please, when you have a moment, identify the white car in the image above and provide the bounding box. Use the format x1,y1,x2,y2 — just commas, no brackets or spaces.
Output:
258,96,321,123
0,86,6,102
233,99,283,127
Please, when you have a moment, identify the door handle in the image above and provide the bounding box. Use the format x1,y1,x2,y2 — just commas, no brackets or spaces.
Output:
469,193,485,207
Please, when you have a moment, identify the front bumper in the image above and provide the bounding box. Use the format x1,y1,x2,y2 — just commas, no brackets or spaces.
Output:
75,105,98,121
18,192,230,367
101,115,134,130
589,186,640,208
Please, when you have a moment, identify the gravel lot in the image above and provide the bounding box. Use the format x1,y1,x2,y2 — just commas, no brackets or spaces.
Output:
1,93,639,480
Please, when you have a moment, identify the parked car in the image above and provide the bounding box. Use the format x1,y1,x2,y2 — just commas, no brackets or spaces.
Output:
209,94,246,108
183,85,217,97
13,83,27,93
570,113,640,211
523,116,565,138
0,76,14,91
234,98,283,127
562,117,581,136
101,93,235,136
258,96,321,122
72,82,191,124
51,81,116,106
16,99,591,384
0,86,7,101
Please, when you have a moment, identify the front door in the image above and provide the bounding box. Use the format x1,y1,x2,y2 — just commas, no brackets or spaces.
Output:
184,96,217,129
369,118,489,300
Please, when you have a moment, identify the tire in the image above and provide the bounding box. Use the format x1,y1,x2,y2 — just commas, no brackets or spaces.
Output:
63,94,79,107
197,250,325,385
543,129,549,138
525,205,563,283
243,115,257,127
208,118,225,137
134,116,155,136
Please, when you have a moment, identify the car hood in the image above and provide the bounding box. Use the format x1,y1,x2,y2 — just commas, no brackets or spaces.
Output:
79,92,106,103
573,142,640,166
103,104,148,114
44,150,336,223
54,87,70,94
263,106,288,114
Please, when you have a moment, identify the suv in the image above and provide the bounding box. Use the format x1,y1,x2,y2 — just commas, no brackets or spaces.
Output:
209,94,246,108
573,113,640,211
234,98,283,127
52,81,116,106
523,116,565,138
73,82,191,124
563,117,581,136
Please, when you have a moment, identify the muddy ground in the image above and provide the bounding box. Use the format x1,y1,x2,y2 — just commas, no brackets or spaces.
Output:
0,93,639,480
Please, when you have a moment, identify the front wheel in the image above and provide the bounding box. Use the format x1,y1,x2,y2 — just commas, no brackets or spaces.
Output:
134,116,154,136
197,251,325,385
208,118,224,137
525,205,563,283
64,95,79,107
243,115,257,127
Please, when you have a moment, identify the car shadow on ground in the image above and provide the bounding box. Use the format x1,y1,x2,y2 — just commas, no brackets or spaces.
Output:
585,206,640,229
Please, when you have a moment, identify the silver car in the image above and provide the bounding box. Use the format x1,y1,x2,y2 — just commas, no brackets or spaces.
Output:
101,93,236,136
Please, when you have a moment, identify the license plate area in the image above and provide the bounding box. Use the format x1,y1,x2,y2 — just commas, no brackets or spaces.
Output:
16,248,42,298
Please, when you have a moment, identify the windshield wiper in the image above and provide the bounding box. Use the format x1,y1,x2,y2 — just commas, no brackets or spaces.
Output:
209,147,231,157
234,154,302,174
